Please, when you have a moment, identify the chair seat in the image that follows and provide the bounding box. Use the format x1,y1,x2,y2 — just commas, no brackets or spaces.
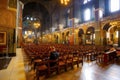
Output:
73,57,78,60
59,61,65,66
117,54,120,56
37,65,47,71
34,59,42,63
66,60,72,63
73,59,77,62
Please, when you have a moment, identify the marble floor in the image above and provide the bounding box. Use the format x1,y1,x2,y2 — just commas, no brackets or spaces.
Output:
0,48,26,80
0,48,120,80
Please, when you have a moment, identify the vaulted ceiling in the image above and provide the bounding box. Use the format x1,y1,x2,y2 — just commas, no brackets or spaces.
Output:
20,0,59,32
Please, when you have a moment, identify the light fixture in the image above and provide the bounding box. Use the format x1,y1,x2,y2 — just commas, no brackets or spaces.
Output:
33,22,41,44
27,17,29,20
60,0,70,5
28,30,32,35
30,17,33,21
33,22,40,29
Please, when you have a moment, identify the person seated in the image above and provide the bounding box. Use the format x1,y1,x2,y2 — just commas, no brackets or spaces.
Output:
49,46,59,66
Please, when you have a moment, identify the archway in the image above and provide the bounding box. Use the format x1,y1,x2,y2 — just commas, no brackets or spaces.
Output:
22,2,50,44
62,32,65,44
102,23,111,45
86,27,95,45
54,34,59,43
78,29,84,45
103,22,119,46
65,31,70,44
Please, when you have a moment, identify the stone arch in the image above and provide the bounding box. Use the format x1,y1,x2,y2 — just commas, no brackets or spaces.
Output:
62,32,64,38
103,23,111,31
102,21,120,31
66,31,70,36
23,2,50,32
54,34,59,43
22,1,50,15
78,28,84,37
78,28,84,45
85,27,95,45
86,27,95,34
102,21,120,46
64,31,70,44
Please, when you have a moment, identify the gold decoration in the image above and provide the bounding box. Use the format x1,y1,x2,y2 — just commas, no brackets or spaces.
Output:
8,0,17,11
60,0,70,5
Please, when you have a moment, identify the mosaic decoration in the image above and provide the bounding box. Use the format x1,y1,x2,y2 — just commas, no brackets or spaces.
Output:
8,0,17,9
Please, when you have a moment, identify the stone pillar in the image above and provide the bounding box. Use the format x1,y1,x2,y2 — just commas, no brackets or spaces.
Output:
118,27,120,47
95,29,101,45
82,34,86,45
95,18,101,45
16,1,24,47
94,7,102,45
102,30,107,46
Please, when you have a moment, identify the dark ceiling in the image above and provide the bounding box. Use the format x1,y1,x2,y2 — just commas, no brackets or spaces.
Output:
20,0,53,5
20,0,58,32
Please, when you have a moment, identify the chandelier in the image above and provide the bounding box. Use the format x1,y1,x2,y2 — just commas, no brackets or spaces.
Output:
60,0,70,5
33,22,41,29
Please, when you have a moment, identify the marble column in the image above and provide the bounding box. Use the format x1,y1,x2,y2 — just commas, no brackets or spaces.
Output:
118,27,120,47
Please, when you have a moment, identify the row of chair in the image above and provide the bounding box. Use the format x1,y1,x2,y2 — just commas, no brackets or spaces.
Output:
23,44,83,80
22,43,112,80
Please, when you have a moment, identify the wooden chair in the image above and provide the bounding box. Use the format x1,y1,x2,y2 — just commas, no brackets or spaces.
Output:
35,61,48,80
73,52,79,67
58,56,66,73
96,52,104,63
33,59,42,70
78,53,83,66
116,50,120,61
47,59,59,77
65,53,73,71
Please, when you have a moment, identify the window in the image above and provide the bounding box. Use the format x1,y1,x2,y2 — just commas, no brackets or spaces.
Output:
84,8,91,21
110,0,120,12
83,0,91,4
99,9,103,18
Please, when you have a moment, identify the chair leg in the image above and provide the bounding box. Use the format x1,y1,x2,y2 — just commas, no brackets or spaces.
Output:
77,62,79,67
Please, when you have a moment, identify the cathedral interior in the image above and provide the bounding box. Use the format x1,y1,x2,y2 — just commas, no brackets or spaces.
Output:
0,0,120,80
